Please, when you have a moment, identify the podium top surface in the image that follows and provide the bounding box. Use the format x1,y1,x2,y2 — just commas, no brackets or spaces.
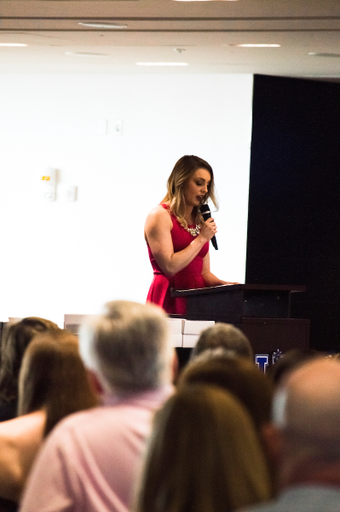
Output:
171,283,306,297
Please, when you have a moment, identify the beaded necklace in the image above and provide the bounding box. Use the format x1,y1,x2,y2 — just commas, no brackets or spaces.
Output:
184,224,201,237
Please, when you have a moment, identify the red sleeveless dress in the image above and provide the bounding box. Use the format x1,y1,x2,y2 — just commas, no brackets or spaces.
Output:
146,205,209,315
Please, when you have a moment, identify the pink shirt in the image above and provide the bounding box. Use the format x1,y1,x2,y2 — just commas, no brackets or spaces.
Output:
20,386,173,512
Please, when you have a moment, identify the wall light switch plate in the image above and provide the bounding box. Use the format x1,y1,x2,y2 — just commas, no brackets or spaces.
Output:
114,119,123,135
64,186,77,202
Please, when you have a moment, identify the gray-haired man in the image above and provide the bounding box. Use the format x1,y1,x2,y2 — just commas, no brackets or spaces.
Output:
20,301,174,512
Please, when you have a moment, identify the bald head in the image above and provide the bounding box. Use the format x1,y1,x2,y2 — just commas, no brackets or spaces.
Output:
273,358,340,457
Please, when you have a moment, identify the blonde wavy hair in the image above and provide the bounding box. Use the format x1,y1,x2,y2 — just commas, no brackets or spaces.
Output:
161,155,219,229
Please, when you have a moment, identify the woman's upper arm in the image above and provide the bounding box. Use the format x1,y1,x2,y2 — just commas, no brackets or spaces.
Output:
145,207,175,275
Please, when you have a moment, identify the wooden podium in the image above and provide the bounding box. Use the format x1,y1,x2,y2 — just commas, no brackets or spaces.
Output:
171,284,310,356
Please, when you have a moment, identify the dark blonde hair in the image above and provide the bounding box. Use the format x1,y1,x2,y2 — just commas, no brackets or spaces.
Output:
134,385,272,512
178,354,273,431
18,330,98,436
162,155,218,229
0,317,60,403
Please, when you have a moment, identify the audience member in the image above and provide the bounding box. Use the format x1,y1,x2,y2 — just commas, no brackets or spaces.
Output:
134,385,272,512
239,358,340,512
191,322,253,360
178,352,275,494
178,352,273,431
20,300,174,512
0,330,98,507
0,317,59,421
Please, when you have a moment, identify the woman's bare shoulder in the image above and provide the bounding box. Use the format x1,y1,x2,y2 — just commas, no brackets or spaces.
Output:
146,204,171,226
0,411,45,438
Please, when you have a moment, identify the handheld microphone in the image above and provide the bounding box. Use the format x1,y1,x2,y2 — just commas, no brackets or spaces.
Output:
200,204,218,250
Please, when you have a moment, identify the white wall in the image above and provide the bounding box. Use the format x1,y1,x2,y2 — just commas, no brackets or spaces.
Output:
0,73,253,326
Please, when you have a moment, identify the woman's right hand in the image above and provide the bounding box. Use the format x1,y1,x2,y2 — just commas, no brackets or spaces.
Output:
199,217,217,243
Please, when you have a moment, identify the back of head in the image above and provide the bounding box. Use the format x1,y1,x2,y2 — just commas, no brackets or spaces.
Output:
273,358,340,464
0,317,59,402
191,323,253,360
18,329,98,435
178,353,273,430
135,385,271,512
79,300,171,394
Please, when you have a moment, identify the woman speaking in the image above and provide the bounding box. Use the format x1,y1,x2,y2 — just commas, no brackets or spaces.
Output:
145,155,235,315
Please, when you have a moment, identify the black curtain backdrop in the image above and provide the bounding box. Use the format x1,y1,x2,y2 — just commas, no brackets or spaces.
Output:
246,74,340,351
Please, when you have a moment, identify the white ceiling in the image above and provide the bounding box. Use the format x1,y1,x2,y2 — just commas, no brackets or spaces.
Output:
1,0,340,77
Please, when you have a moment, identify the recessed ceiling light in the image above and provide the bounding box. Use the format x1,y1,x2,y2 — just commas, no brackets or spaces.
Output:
78,22,127,29
308,52,340,58
231,44,281,48
136,62,189,66
0,43,28,47
65,52,107,57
